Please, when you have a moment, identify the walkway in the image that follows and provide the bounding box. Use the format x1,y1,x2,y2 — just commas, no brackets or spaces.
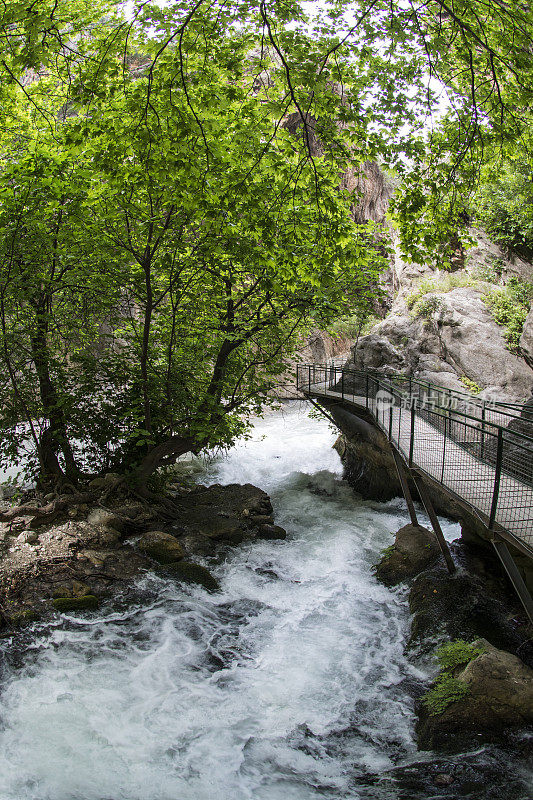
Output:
297,365,533,560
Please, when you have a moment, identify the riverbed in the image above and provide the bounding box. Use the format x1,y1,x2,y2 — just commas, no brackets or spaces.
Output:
0,403,531,799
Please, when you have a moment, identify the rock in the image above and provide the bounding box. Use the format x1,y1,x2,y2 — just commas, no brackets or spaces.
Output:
78,549,110,567
249,514,274,525
520,306,533,369
52,595,99,612
10,609,38,627
417,639,533,750
137,531,185,564
256,524,287,540
434,774,454,787
165,561,220,593
52,581,92,599
374,524,440,585
24,531,39,545
408,563,533,662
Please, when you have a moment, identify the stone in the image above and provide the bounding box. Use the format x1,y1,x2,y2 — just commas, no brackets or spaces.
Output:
434,774,454,787
137,530,185,564
256,524,287,540
165,561,221,593
52,595,99,612
52,581,92,599
374,524,440,585
520,305,533,369
417,639,533,751
24,531,39,545
249,514,274,525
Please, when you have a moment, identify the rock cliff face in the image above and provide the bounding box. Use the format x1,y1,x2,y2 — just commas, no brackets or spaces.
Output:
345,229,533,402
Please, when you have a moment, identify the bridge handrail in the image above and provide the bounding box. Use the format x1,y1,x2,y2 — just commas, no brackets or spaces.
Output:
296,363,533,553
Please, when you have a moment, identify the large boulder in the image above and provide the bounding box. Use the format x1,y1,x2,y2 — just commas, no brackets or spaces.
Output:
417,639,533,750
374,524,440,585
137,531,185,564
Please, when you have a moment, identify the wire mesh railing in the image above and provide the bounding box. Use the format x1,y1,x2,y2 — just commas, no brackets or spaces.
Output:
297,364,533,555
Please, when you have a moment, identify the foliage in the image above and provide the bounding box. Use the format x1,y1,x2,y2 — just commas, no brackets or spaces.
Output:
436,640,485,671
459,377,481,395
423,677,470,716
410,295,442,321
484,279,533,354
1,0,532,485
0,1,388,486
422,640,484,716
406,273,484,311
475,155,533,259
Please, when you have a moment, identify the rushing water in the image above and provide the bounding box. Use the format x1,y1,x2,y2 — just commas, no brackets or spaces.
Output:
0,403,531,800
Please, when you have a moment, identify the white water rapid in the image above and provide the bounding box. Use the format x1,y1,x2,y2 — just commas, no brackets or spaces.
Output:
0,404,529,800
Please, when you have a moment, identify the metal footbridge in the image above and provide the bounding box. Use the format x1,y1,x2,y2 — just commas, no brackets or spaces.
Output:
297,364,533,619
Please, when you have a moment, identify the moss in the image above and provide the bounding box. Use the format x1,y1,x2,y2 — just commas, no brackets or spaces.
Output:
52,595,99,612
10,610,39,627
436,639,485,671
423,676,470,715
422,639,485,716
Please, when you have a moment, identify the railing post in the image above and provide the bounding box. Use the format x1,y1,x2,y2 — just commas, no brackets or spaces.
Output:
488,428,504,530
480,403,486,460
341,370,344,401
365,374,369,409
441,414,447,483
409,400,415,467
389,400,393,439
308,364,311,393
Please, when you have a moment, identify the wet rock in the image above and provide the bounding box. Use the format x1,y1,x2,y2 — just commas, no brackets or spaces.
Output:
256,524,287,540
137,531,185,564
417,639,533,751
433,773,454,786
9,609,39,627
52,580,92,599
374,524,440,585
408,561,533,664
166,561,220,593
249,514,274,525
52,595,99,612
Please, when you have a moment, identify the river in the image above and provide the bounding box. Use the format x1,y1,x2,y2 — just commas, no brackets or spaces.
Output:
0,403,531,799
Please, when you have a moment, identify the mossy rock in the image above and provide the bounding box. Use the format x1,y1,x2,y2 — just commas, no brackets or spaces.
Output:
52,595,100,612
138,530,185,564
256,523,287,540
374,524,440,585
52,581,92,599
166,561,220,593
10,610,39,627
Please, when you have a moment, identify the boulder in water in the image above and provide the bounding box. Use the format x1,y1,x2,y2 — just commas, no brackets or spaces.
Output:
417,639,533,750
137,531,185,564
166,561,220,593
375,524,440,585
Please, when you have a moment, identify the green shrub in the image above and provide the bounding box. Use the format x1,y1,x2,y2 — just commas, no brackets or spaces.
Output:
484,277,533,353
460,376,482,395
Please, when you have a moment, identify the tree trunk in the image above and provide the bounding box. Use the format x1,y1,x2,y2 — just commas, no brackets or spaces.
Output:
30,298,78,483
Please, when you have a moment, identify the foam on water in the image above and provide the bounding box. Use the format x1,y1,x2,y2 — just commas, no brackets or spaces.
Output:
0,404,492,800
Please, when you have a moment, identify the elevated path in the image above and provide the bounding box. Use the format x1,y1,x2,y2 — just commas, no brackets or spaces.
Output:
297,364,533,618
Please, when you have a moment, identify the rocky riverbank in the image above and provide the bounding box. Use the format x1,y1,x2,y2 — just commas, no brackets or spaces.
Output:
0,475,286,631
374,521,533,754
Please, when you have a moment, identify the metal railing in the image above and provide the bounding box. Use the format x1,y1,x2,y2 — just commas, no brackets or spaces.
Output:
297,364,533,556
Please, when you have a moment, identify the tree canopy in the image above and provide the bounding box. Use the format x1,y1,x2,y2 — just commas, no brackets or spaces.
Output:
0,0,531,487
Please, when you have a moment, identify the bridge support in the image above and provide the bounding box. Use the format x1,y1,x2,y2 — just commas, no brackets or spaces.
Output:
492,538,533,625
391,446,456,575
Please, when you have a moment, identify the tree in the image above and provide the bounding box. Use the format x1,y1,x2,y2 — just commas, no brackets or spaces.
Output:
0,3,385,489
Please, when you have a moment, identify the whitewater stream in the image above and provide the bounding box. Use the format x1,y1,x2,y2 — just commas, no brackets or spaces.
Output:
0,403,531,799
